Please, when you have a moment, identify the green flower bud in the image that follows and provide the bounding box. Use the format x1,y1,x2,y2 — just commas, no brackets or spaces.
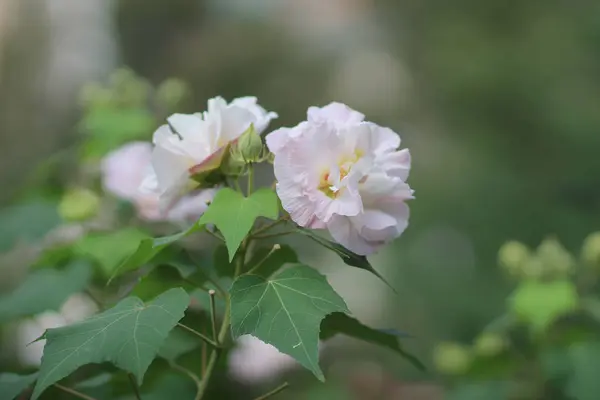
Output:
58,188,100,222
582,232,600,267
473,333,507,357
432,342,472,375
522,256,545,280
156,78,189,110
536,237,574,277
79,83,113,109
232,124,265,163
498,241,531,278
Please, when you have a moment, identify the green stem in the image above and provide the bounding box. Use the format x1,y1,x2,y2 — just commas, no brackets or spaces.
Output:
247,244,280,275
171,363,202,400
251,216,288,237
208,290,218,344
177,323,219,349
196,242,247,399
247,165,254,196
253,382,290,400
54,384,98,400
253,231,295,240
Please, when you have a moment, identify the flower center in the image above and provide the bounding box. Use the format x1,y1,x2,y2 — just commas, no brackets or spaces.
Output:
317,150,364,199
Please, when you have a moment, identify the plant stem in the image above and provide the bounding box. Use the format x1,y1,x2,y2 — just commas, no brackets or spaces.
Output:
54,384,98,400
251,216,288,237
127,373,143,400
205,228,224,241
247,244,280,275
253,231,295,240
171,363,203,400
208,290,218,344
196,241,247,399
247,164,254,196
177,323,219,349
253,382,290,400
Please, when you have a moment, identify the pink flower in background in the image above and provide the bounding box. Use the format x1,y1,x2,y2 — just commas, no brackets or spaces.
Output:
228,336,325,384
101,141,216,223
140,96,277,210
266,102,413,255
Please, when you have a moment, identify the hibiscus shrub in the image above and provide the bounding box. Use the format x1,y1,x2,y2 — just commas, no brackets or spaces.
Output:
0,68,421,400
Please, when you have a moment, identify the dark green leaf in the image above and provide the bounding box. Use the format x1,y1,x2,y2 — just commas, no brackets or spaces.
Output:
0,261,92,323
446,381,512,400
246,244,298,278
158,329,200,364
230,264,349,381
199,188,279,261
296,228,396,292
32,288,190,399
108,223,204,284
75,228,150,276
0,372,38,400
320,313,424,371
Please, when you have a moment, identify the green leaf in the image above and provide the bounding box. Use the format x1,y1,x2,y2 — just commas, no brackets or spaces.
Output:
0,200,61,252
509,279,578,333
320,313,424,370
32,288,190,399
213,245,234,277
75,228,150,276
0,372,38,400
108,223,204,284
158,329,199,364
0,261,92,323
296,228,396,292
230,264,349,381
566,341,600,400
199,188,279,261
246,244,298,278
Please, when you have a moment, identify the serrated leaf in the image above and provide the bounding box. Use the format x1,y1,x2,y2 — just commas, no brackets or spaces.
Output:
0,372,38,400
0,261,92,323
158,329,199,364
32,288,190,399
296,228,395,292
320,313,424,370
246,244,298,278
509,279,578,333
75,228,150,276
230,264,349,381
199,188,279,261
108,223,204,284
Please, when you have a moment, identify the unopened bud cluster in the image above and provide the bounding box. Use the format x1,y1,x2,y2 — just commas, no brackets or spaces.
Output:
498,237,575,280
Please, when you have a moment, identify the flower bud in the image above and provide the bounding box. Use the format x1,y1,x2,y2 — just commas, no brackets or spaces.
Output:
473,333,507,357
232,124,265,163
498,241,531,278
536,237,574,277
582,232,600,268
432,342,472,375
79,83,113,109
58,188,100,222
521,256,545,280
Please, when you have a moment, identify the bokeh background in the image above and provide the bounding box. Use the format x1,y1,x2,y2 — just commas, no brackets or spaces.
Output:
1,0,600,399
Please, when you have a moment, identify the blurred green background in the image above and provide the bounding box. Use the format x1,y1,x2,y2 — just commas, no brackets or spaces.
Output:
1,0,600,399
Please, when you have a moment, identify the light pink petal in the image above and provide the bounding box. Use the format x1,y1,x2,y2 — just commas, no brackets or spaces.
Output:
378,148,411,180
327,215,379,255
101,142,152,200
307,102,365,126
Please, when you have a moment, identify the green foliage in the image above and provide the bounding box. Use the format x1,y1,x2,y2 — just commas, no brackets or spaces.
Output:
566,342,600,400
320,313,424,370
199,188,279,261
58,187,100,222
32,288,190,399
246,244,298,278
229,264,349,381
108,223,204,283
296,228,395,290
75,228,150,276
0,372,38,400
158,329,200,364
509,279,578,333
0,261,92,322
0,199,61,252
